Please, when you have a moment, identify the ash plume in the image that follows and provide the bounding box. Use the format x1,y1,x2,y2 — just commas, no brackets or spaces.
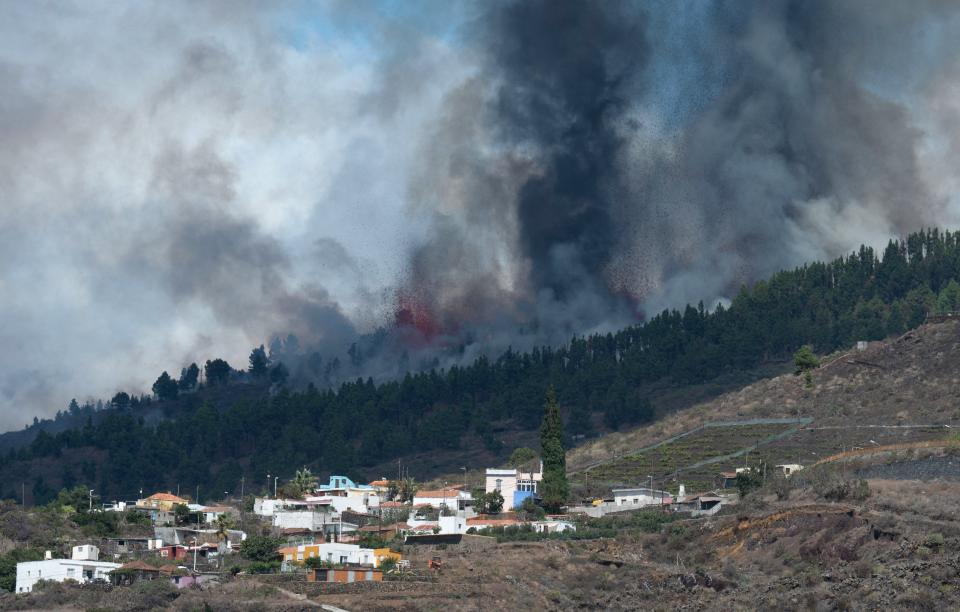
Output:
1,0,959,429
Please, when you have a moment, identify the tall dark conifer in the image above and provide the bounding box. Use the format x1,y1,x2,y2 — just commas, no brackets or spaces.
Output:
539,387,568,511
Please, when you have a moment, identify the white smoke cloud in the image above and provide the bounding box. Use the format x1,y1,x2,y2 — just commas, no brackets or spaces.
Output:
0,1,467,430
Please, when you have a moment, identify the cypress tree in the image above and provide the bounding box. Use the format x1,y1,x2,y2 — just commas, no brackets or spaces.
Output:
539,387,568,512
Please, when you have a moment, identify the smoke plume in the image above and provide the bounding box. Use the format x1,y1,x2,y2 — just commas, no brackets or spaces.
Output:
1,0,959,429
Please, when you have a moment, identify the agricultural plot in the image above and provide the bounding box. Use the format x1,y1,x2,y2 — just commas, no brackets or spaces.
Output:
580,422,798,491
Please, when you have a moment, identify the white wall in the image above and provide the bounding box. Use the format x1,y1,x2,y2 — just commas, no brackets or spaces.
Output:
305,495,369,514
253,497,284,517
485,469,518,504
272,511,331,531
412,491,472,510
438,515,467,534
612,489,669,507
15,559,120,593
316,543,375,566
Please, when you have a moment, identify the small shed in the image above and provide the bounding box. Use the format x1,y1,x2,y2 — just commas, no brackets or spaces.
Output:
717,471,738,489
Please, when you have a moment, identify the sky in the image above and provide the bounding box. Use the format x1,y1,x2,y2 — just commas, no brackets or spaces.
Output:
2,0,960,432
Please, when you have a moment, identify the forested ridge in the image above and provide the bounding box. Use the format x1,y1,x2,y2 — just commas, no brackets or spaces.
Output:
6,229,960,504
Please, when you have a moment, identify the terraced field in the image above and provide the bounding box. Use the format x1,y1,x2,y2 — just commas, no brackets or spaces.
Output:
578,422,800,492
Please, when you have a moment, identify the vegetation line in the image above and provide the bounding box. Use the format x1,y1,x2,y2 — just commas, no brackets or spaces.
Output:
572,417,813,475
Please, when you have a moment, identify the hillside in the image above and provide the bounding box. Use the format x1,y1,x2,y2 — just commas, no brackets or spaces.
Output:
5,229,960,505
569,319,960,492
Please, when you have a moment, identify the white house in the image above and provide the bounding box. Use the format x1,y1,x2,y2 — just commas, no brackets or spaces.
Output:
280,543,376,567
304,495,374,515
485,464,542,509
316,476,381,509
611,487,672,507
253,497,286,517
438,515,467,534
532,520,576,534
15,546,120,594
199,505,236,524
412,488,472,511
775,464,804,477
255,494,375,518
272,510,334,532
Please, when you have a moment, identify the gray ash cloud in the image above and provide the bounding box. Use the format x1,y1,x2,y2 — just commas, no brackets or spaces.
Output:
1,0,958,429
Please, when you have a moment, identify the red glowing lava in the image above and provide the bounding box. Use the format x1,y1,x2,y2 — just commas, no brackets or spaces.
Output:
393,291,443,347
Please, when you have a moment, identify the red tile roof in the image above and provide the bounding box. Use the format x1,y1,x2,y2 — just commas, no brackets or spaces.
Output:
414,489,462,499
409,523,438,531
379,501,406,508
118,560,160,572
368,480,390,487
467,518,521,527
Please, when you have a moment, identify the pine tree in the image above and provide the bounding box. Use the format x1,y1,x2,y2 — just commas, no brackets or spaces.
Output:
539,387,568,512
151,371,178,401
248,345,269,377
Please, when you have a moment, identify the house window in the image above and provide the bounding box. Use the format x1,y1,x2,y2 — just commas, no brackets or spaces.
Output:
495,479,502,491
309,551,315,557
297,553,303,560
286,554,293,561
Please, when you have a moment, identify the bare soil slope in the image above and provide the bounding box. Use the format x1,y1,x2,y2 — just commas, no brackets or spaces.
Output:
570,320,960,474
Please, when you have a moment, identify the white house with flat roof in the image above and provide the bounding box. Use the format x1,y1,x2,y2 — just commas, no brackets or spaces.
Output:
15,546,120,593
611,487,672,507
412,488,472,511
485,464,543,509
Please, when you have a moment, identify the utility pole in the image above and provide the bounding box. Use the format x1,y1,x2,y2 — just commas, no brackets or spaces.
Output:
461,467,467,492
266,474,270,498
196,485,200,505
89,489,94,512
240,477,244,501
274,476,279,498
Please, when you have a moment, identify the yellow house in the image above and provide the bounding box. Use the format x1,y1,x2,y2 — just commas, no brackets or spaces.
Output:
136,492,188,511
374,548,402,567
278,543,400,568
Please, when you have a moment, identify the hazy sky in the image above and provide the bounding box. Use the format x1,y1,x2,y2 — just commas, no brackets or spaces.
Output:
2,0,960,432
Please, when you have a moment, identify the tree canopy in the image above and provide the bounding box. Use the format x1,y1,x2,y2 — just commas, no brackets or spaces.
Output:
7,229,960,502
539,388,568,511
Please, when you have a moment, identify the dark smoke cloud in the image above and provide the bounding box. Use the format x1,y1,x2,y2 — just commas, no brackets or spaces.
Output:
397,0,956,351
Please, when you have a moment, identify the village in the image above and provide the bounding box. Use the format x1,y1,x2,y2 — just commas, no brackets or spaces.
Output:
12,456,805,596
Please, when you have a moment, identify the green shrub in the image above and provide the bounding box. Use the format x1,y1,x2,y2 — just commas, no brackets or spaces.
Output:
246,561,281,574
925,533,945,549
239,535,284,562
851,479,871,501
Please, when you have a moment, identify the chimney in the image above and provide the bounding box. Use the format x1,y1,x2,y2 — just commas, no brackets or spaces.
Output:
678,484,686,498
44,550,52,560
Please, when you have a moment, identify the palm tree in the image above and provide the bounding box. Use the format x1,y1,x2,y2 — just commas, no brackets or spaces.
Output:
292,467,318,498
398,477,419,503
213,513,234,573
